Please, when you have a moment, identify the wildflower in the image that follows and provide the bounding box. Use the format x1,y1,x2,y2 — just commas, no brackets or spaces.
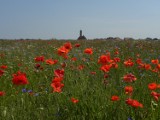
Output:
152,68,159,73
0,91,5,96
113,57,120,63
144,64,151,70
51,82,64,93
125,86,133,95
0,65,7,69
98,54,112,65
114,50,119,55
136,58,142,64
12,71,29,85
74,43,80,47
148,83,157,90
54,69,64,78
111,95,120,101
34,63,41,69
104,74,109,78
151,59,159,64
61,62,67,68
151,91,160,101
0,70,4,77
27,90,33,93
156,64,160,70
52,77,63,83
57,46,69,57
71,98,79,103
46,59,58,65
22,88,27,93
78,64,85,70
71,57,77,61
63,42,72,50
126,98,143,108
123,73,137,82
84,48,93,55
128,117,132,120
100,64,111,73
110,62,118,69
124,59,134,67
34,56,45,62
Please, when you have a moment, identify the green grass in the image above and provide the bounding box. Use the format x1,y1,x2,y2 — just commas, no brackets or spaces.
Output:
0,39,160,120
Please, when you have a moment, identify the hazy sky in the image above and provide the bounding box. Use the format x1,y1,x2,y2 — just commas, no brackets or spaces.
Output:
0,0,160,39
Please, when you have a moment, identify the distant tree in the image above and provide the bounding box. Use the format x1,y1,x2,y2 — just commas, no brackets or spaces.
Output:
153,38,158,40
146,37,152,40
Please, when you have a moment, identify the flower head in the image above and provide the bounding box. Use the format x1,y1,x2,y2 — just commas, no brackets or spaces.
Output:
12,71,29,85
111,95,120,101
0,70,4,77
84,48,93,55
123,73,137,82
126,98,143,108
125,86,133,95
148,83,157,90
71,97,79,103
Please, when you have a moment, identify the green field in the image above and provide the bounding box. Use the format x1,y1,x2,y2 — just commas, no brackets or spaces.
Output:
0,39,160,120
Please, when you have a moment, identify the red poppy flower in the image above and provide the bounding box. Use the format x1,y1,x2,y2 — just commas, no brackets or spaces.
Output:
111,95,120,101
151,91,160,101
98,54,112,65
52,77,63,83
74,43,80,47
51,82,64,93
113,57,120,63
156,64,160,70
63,42,72,50
125,86,133,95
100,64,111,73
71,57,77,61
61,62,67,68
84,48,93,55
71,97,79,103
54,69,64,78
34,56,45,62
124,59,134,67
46,59,58,65
110,62,118,68
0,91,5,96
151,59,159,64
12,71,29,85
144,64,151,70
57,46,69,57
0,70,4,77
126,98,143,108
123,73,137,82
0,65,8,69
136,58,142,64
78,64,85,70
148,83,157,90
114,51,119,55
34,63,41,69
152,68,159,73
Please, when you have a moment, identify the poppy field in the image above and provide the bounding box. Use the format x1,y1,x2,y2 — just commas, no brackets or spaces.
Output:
0,39,160,120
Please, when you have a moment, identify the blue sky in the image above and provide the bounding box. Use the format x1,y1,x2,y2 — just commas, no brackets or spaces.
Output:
0,0,160,39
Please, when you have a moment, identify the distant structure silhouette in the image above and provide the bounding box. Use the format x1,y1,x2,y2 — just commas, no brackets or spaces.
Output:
77,30,87,40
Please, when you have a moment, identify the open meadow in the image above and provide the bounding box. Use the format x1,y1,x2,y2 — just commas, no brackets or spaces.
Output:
0,39,160,120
